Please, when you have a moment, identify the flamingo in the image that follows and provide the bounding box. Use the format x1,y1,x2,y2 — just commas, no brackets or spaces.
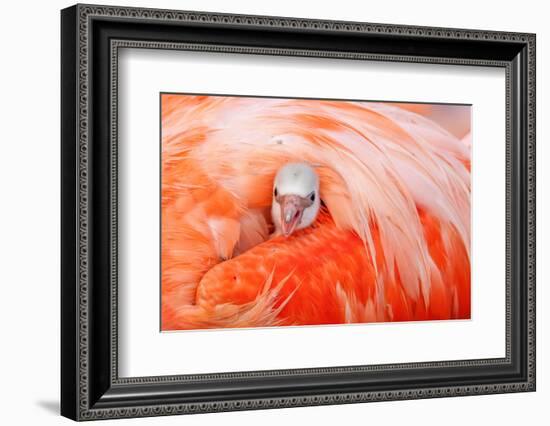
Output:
161,95,471,330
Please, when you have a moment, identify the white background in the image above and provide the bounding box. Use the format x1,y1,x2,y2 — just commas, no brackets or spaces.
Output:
0,0,547,425
119,49,505,377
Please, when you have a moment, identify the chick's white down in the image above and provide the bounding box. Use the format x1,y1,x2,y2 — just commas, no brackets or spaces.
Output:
271,162,321,236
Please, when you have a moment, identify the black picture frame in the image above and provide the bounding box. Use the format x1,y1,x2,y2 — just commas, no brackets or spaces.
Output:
61,3,536,421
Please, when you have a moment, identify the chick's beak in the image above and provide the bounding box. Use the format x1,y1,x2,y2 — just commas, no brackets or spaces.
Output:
279,194,305,237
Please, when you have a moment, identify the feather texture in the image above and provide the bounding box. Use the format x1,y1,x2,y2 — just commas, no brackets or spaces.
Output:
161,95,470,330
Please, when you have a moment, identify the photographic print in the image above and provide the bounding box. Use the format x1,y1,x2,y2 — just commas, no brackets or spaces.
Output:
160,94,471,331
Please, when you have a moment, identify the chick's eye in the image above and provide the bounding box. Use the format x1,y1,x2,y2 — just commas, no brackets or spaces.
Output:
310,192,315,202
273,187,278,197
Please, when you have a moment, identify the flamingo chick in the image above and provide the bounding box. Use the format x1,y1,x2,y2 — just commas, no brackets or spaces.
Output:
271,163,321,237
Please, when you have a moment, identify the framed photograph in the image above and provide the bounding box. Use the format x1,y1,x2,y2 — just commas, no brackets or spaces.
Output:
61,4,536,421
